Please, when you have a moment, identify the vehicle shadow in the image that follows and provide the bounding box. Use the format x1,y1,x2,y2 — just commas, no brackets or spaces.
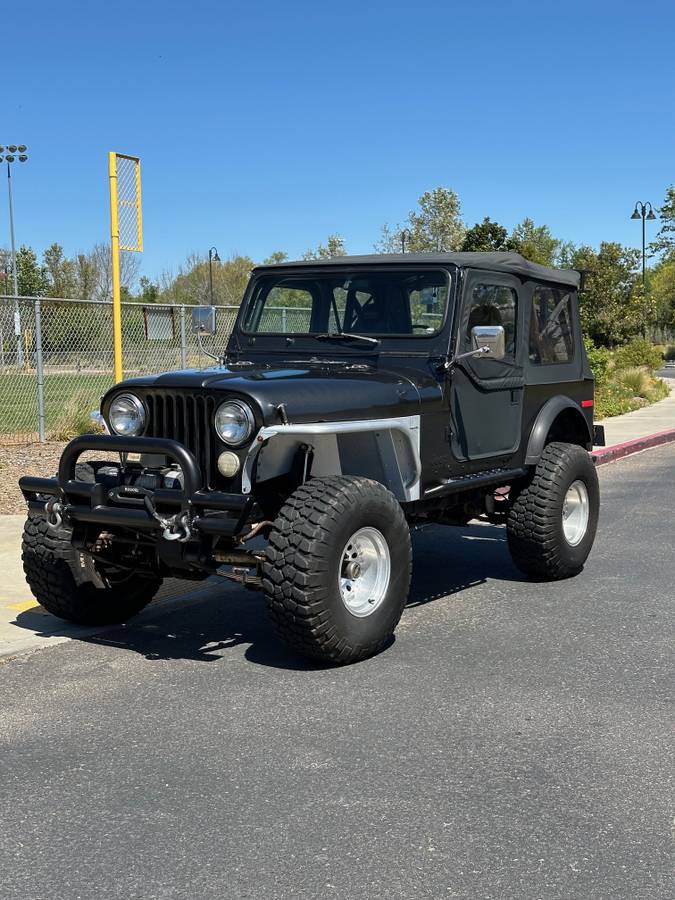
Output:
13,522,524,670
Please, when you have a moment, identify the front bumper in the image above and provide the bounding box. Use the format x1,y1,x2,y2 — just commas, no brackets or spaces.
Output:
19,434,255,538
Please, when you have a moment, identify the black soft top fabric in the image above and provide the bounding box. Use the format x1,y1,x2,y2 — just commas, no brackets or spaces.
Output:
253,252,580,289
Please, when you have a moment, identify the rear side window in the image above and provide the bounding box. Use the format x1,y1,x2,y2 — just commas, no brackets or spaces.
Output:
466,284,518,357
529,286,575,365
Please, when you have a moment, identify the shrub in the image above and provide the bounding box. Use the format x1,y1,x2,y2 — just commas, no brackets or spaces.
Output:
612,338,663,373
664,345,675,361
49,390,104,441
646,377,670,403
584,338,611,386
594,382,642,419
616,366,652,398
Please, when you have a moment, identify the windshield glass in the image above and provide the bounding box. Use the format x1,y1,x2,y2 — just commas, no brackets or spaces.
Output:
242,269,450,337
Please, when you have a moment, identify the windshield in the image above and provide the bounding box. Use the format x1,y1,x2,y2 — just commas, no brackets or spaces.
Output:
242,269,450,337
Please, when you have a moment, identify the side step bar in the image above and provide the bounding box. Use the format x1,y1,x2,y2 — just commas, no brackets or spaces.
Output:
424,467,529,498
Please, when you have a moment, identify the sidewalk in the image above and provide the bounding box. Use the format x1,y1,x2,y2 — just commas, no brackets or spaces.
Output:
1,381,674,660
595,378,675,446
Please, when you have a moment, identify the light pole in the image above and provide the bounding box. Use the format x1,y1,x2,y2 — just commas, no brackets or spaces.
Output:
1,144,28,366
630,200,657,285
208,246,220,305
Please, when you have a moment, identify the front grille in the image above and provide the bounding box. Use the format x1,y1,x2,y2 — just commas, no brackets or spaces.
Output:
143,391,218,488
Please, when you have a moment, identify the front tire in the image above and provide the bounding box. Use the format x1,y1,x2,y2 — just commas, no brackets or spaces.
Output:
507,442,599,579
262,476,412,664
22,514,162,625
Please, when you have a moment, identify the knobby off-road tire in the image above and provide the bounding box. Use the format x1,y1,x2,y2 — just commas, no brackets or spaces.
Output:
22,513,162,625
507,441,599,580
262,476,412,664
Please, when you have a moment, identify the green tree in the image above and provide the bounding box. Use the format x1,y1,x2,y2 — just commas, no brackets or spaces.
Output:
460,217,513,252
43,243,77,298
572,242,647,346
649,257,675,335
376,187,465,253
138,275,160,303
649,185,675,261
303,235,346,259
263,250,289,265
16,246,49,296
556,241,579,269
75,253,98,300
160,253,254,306
509,218,560,266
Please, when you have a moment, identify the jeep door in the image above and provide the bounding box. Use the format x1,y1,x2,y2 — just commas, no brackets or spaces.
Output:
449,270,525,463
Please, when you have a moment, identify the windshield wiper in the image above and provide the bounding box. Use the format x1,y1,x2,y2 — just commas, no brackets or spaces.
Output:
315,332,380,346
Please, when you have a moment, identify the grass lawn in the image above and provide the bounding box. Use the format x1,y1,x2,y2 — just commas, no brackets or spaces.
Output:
0,372,114,437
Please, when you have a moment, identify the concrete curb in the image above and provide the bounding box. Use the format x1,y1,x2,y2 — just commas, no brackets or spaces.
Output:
593,427,675,466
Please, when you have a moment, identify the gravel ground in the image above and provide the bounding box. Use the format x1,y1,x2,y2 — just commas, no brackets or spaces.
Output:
0,441,66,514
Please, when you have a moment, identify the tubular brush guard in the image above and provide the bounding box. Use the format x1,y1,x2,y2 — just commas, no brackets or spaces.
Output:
19,434,256,538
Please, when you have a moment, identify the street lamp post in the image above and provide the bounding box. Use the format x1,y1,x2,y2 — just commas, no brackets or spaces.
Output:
208,246,220,305
630,200,657,285
0,144,28,366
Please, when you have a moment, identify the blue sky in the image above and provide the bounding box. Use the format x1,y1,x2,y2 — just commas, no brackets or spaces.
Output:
3,0,674,281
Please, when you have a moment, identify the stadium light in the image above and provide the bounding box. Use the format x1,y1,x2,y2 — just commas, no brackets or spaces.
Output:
0,144,29,366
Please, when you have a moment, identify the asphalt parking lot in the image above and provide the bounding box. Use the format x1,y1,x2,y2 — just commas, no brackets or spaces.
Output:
1,445,673,900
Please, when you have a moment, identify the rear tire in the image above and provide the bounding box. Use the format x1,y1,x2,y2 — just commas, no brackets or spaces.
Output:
262,476,412,664
22,513,162,625
507,441,599,579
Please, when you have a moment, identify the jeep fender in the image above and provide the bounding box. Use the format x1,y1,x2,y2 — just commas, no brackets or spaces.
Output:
525,396,593,465
242,416,422,502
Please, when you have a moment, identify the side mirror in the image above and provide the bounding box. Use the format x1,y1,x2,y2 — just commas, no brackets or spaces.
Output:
471,324,505,359
191,306,216,335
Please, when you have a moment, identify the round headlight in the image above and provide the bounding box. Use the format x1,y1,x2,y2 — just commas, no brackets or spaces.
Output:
109,393,146,436
214,400,254,446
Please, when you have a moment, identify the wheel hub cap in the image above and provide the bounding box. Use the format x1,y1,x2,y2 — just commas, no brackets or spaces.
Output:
339,527,391,617
562,480,590,547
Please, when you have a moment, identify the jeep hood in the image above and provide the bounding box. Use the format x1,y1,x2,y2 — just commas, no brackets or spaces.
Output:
116,360,442,425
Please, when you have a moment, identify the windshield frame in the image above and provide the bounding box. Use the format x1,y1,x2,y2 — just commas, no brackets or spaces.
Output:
237,265,454,345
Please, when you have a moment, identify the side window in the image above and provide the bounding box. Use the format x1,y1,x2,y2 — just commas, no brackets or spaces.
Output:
529,286,575,364
466,283,518,357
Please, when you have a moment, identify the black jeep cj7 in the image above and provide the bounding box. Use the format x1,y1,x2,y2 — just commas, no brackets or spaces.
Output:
20,252,603,664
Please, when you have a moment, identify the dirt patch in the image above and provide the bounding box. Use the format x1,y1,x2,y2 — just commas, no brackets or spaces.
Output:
0,442,67,515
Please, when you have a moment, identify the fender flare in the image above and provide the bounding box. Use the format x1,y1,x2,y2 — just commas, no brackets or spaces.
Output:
241,416,422,502
525,396,593,465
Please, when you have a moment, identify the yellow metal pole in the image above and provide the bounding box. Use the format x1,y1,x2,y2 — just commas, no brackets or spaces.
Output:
108,152,123,382
135,157,144,252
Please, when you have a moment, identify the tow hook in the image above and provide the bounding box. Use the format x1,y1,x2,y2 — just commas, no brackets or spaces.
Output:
161,512,192,543
44,498,64,530
141,493,193,543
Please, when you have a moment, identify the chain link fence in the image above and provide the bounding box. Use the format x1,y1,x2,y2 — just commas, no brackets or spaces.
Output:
0,296,253,444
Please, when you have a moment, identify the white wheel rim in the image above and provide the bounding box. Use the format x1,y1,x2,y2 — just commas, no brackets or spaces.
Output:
338,527,391,617
562,479,590,547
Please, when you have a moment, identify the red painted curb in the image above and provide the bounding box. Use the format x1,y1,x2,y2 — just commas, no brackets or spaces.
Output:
593,427,675,466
